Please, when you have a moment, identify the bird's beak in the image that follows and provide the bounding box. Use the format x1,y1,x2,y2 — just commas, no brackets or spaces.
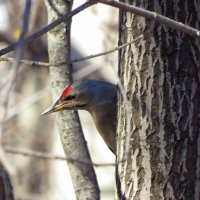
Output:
42,100,65,116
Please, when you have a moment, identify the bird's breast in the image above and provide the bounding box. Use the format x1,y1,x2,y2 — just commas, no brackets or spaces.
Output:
89,105,116,154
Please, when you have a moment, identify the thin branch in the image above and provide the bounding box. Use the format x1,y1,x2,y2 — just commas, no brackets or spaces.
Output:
0,35,143,67
4,146,115,167
0,2,93,56
94,0,200,38
70,35,143,63
0,57,50,67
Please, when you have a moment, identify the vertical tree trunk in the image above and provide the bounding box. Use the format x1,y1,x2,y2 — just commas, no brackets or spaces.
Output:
0,163,14,200
117,0,200,199
45,1,100,199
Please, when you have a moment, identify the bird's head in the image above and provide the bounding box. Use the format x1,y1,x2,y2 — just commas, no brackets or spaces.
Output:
42,80,96,116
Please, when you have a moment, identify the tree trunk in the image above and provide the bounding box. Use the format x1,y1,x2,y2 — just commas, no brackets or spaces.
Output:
0,163,14,200
117,0,200,199
45,1,100,199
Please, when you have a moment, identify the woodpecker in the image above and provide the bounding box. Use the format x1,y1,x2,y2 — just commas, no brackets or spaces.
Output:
42,79,117,154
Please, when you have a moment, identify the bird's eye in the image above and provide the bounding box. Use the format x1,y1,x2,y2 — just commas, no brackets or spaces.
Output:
65,95,76,101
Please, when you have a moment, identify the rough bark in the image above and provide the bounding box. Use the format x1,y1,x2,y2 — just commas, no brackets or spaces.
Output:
45,1,100,199
117,0,200,199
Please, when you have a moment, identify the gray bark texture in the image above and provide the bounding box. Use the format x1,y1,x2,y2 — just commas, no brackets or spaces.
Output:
117,0,200,199
45,1,100,199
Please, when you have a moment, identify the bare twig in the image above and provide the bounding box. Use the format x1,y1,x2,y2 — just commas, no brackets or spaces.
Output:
0,35,143,67
0,57,50,67
0,2,93,56
70,35,143,63
94,0,200,38
4,146,115,167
